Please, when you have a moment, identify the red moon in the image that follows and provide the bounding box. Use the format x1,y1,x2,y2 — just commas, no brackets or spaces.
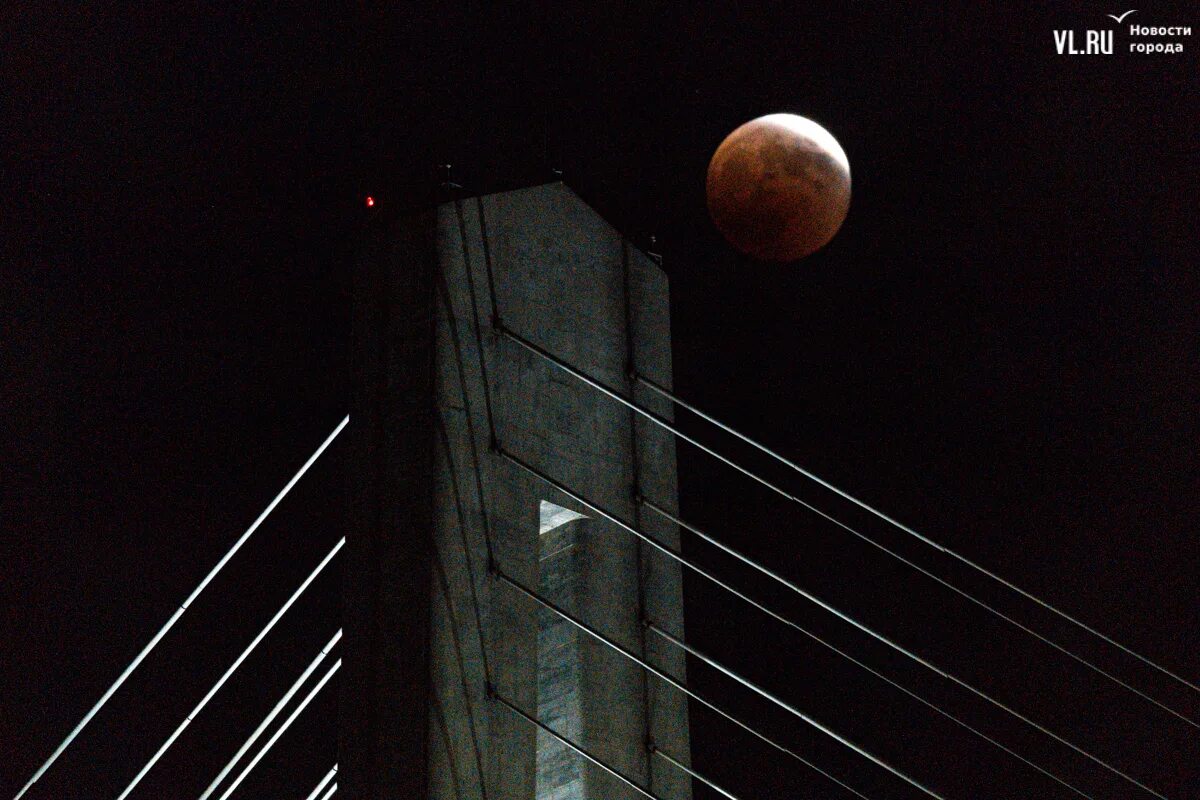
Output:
706,114,851,261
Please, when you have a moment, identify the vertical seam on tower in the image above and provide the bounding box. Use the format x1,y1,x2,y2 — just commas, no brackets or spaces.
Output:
622,237,655,794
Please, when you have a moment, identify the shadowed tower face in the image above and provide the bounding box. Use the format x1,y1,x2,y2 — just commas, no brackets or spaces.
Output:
431,183,690,800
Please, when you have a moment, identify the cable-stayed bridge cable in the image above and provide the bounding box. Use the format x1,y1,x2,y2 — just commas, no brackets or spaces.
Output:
10,415,349,800
302,766,337,800
496,685,767,800
639,517,1096,800
648,623,1003,799
431,534,490,800
639,500,1095,797
432,286,498,797
117,538,344,799
216,658,341,800
453,200,500,453
499,570,943,797
620,238,658,798
472,196,502,330
435,270,498,631
650,745,742,800
634,369,1200,703
200,632,341,800
494,568,881,800
497,445,1161,799
633,516,1169,799
430,684,468,800
490,690,668,800
496,324,1198,732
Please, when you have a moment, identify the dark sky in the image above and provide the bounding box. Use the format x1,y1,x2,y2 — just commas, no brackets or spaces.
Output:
4,3,1198,799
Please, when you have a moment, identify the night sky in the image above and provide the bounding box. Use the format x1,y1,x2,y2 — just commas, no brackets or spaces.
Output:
4,3,1198,799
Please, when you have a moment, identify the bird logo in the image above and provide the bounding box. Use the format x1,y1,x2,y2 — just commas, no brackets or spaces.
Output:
1107,9,1136,23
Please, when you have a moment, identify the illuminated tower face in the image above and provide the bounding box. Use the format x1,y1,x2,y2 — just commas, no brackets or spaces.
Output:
535,502,588,800
427,183,691,800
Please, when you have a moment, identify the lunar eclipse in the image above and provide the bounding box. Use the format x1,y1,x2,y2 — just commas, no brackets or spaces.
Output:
706,113,851,261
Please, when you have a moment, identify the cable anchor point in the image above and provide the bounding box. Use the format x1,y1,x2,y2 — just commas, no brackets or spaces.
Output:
647,235,663,265
438,163,463,193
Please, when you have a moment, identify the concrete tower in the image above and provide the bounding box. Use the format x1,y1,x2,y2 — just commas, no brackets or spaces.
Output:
348,182,690,800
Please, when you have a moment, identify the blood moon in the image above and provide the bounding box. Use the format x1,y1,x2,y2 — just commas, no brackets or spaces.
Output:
706,114,851,261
